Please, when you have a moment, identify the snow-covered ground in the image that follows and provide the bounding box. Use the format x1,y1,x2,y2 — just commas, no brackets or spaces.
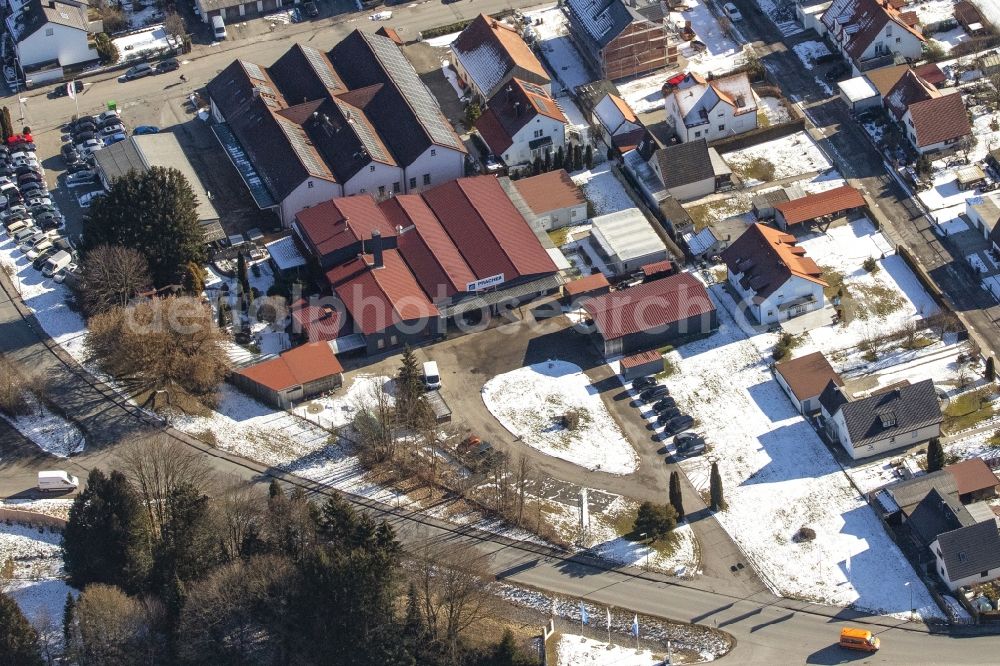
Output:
555,635,660,666
723,131,833,182
759,96,791,125
930,25,970,53
482,361,639,475
292,374,392,430
918,172,977,212
617,73,666,115
423,31,460,48
572,164,633,216
113,26,176,64
1,522,74,638
533,6,594,94
2,394,85,458
669,0,745,77
440,59,466,101
906,0,960,26
666,281,941,618
0,499,73,520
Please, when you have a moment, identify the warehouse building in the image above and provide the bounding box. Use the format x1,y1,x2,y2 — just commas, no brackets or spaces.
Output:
589,208,668,276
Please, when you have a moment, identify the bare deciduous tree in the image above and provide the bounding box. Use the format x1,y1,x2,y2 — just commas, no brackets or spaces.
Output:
68,584,164,666
116,433,212,537
515,455,531,526
77,245,151,317
164,11,186,37
214,479,266,560
0,355,31,417
352,380,399,463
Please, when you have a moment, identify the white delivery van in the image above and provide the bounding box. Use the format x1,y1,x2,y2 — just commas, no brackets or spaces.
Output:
422,361,441,390
43,250,72,277
5,219,27,235
37,470,79,491
212,15,227,40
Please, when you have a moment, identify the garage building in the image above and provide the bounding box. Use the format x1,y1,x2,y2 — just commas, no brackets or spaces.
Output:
232,342,343,409
589,208,667,276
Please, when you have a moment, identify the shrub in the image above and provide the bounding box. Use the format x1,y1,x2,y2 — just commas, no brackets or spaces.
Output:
862,257,879,273
772,332,796,361
793,526,816,542
562,410,580,431
633,502,677,541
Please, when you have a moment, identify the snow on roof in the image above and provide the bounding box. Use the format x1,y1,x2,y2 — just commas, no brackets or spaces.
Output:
684,227,720,255
838,75,878,103
590,207,666,263
265,236,307,271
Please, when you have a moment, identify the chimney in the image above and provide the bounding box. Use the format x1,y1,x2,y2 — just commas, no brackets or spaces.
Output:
371,230,384,269
515,101,523,117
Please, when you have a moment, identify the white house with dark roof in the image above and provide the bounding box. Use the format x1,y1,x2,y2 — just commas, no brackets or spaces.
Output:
5,0,97,74
475,79,567,167
818,379,943,459
663,72,757,143
932,520,1000,590
820,0,925,73
647,138,726,201
593,93,647,153
207,33,466,227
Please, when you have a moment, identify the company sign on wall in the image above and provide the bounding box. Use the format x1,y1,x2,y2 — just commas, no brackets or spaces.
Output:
466,273,505,292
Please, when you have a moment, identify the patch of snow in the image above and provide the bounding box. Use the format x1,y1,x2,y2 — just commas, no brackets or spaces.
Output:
0,522,74,636
423,31,460,48
556,93,592,143
665,279,942,618
918,172,977,212
906,0,962,26
617,73,667,115
292,374,392,430
2,393,85,457
792,40,832,69
931,204,973,235
571,164,633,216
723,131,832,181
482,360,639,475
534,7,594,94
555,635,659,666
0,499,73,520
440,59,466,101
930,25,970,53
759,96,791,125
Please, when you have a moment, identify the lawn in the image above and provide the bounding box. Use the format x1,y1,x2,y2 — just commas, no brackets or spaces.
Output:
943,388,997,434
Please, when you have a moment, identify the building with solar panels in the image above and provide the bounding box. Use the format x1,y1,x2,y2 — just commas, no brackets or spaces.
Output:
206,32,467,228
475,79,567,169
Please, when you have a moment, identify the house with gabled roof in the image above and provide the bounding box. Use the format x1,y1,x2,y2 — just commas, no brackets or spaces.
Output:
663,72,758,143
932,519,1000,590
475,79,567,168
902,93,971,155
818,379,942,459
820,0,925,73
451,14,550,103
593,93,648,154
207,32,466,227
773,185,867,230
647,138,730,201
563,0,674,81
233,342,343,409
5,0,98,74
774,351,843,415
721,223,828,325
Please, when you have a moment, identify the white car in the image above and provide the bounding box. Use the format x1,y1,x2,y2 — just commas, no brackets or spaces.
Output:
77,191,104,208
369,10,391,20
66,170,97,187
723,2,743,20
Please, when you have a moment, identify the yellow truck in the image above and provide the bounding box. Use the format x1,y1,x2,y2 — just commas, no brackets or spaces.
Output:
839,627,880,652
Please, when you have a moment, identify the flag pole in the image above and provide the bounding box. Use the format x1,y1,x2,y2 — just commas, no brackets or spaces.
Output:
73,81,79,117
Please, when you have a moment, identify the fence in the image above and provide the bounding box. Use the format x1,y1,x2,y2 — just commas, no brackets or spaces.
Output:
0,507,67,530
710,117,807,154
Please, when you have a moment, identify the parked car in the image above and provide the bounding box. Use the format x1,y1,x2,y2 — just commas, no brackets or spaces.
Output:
49,80,84,98
3,205,28,222
661,415,694,437
122,63,153,81
77,191,104,208
31,247,57,270
19,181,45,195
154,58,179,73
73,130,96,144
674,431,706,456
303,1,318,17
652,397,677,412
76,139,101,155
17,172,42,186
97,110,121,124
723,2,742,20
632,376,657,390
825,61,851,82
655,405,680,420
98,116,124,131
29,203,56,217
103,132,127,146
66,162,91,174
66,115,96,131
484,154,503,173
66,170,97,187
133,125,160,135
639,385,669,402
35,212,63,230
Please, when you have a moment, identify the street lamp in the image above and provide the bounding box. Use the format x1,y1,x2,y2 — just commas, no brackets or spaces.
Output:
905,581,913,618
640,532,649,570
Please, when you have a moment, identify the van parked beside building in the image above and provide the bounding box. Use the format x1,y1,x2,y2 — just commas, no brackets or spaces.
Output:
212,15,227,40
423,361,441,390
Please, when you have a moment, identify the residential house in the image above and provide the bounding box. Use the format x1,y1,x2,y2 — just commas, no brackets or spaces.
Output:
451,14,550,103
582,273,718,356
902,93,972,155
510,169,588,231
883,68,939,120
475,79,567,168
947,458,1000,504
647,139,732,202
774,351,843,415
875,469,973,547
563,0,675,81
773,185,867,230
589,208,668,275
232,342,343,409
721,223,828,325
966,193,1000,252
196,0,301,22
821,0,925,73
663,73,758,144
6,0,97,78
932,520,1000,590
207,34,466,227
593,93,648,154
818,379,943,459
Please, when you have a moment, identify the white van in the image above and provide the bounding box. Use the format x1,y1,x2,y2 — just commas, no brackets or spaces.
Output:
43,250,72,277
37,470,79,491
422,361,441,390
212,15,227,40
5,219,27,236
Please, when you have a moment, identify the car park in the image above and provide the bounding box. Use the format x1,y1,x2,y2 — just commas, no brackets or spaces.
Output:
723,2,743,20
104,132,126,146
133,125,159,135
674,431,706,456
32,247,57,270
639,385,668,402
66,171,97,187
122,63,153,81
77,191,104,208
154,58,179,73
661,415,694,437
652,397,676,412
632,376,657,390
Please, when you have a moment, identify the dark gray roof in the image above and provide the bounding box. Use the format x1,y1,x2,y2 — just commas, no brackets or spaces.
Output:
836,379,942,449
94,139,145,181
654,139,714,189
752,189,790,209
268,43,345,104
10,0,90,41
819,379,850,416
907,487,973,545
565,0,642,51
936,519,1000,581
887,469,958,511
575,79,620,113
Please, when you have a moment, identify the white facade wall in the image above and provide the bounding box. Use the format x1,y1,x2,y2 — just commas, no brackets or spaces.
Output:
902,109,962,154
534,202,588,230
342,162,402,199
501,115,566,166
17,23,94,69
773,370,807,414
278,178,341,228
933,540,1000,590
857,23,923,64
828,406,941,459
666,96,757,143
754,276,825,324
403,145,465,194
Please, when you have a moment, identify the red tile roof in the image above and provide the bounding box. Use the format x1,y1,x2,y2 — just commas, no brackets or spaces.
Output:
582,273,715,341
294,196,396,258
774,351,843,401
884,69,939,119
238,342,343,392
822,0,925,61
452,14,549,89
721,224,827,300
381,194,476,298
512,169,586,215
564,272,610,297
328,249,439,335
774,185,866,225
621,349,662,369
907,93,972,148
290,299,345,342
946,458,1000,496
375,26,403,45
641,260,674,277
914,62,946,86
422,175,557,281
